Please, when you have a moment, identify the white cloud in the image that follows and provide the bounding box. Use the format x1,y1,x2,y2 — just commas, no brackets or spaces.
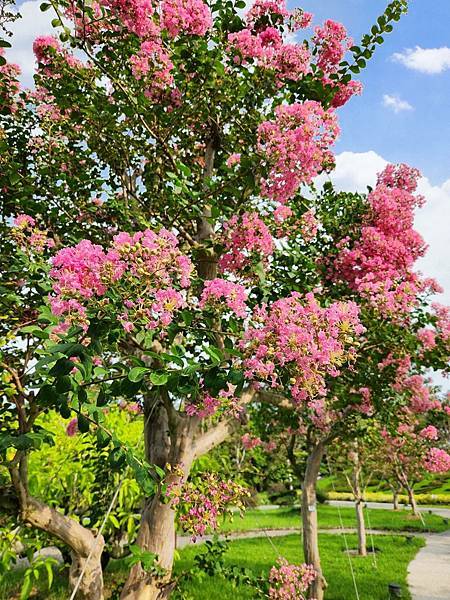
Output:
392,46,450,75
5,0,57,85
382,94,413,113
319,151,450,307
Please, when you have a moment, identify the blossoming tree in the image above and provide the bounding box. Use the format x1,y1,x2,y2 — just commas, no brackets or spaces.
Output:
0,0,413,599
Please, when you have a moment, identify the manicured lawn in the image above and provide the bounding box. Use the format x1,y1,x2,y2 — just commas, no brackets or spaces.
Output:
218,504,449,534
175,533,424,600
0,533,424,600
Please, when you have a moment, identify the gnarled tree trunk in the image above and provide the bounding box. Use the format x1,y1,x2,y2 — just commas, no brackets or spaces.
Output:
120,396,197,600
301,442,326,600
11,457,104,600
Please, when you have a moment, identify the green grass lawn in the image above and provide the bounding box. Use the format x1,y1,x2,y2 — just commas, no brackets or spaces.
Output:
174,533,424,600
0,533,424,600
218,504,449,534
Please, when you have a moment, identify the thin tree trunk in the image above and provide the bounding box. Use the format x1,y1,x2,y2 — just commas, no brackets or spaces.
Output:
406,485,419,516
351,449,367,556
391,484,400,510
301,442,326,600
355,499,367,556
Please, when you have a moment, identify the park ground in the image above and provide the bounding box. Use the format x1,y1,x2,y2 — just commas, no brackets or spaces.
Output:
2,503,449,599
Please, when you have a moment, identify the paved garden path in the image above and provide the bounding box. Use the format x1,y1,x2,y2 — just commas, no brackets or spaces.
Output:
407,529,450,600
176,527,396,549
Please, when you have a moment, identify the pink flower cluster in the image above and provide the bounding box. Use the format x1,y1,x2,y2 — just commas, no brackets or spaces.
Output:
424,448,450,473
419,425,439,441
273,207,318,241
328,79,363,108
313,19,352,74
0,48,21,109
394,374,440,414
49,228,193,333
417,328,437,352
332,164,429,316
161,0,212,38
33,36,62,65
98,0,155,37
269,558,317,600
431,303,450,345
12,214,55,254
33,35,83,72
65,417,79,437
129,39,174,97
241,433,262,450
166,472,249,540
228,1,312,83
185,385,242,419
219,211,274,274
258,102,339,203
199,278,248,318
241,292,363,405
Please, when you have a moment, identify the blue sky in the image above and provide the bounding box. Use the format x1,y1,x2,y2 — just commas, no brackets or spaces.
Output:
293,0,450,184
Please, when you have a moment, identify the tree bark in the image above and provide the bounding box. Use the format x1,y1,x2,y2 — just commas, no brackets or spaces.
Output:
390,484,400,510
406,485,419,516
301,442,326,600
351,449,367,556
121,397,198,600
355,499,367,557
16,488,104,600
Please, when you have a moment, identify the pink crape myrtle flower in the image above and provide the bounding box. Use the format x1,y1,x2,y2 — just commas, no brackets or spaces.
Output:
161,0,212,37
241,432,262,450
14,214,36,228
313,19,352,75
241,292,363,406
229,1,312,82
258,101,339,203
97,0,156,37
219,211,274,273
226,153,241,167
419,425,439,441
166,472,249,540
332,163,432,317
269,557,317,600
199,278,248,318
66,417,78,437
424,448,450,473
33,36,62,64
49,228,194,333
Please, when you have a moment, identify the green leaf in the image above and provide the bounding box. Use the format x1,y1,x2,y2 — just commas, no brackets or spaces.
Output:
49,358,75,377
96,428,110,448
150,372,168,386
55,376,72,394
40,2,52,11
36,385,59,406
203,345,223,365
109,514,120,528
0,40,12,48
128,367,150,382
77,414,90,433
20,575,32,600
44,561,54,588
